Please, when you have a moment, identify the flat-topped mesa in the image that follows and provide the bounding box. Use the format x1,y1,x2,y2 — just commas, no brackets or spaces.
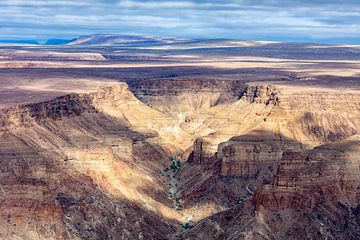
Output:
0,84,130,129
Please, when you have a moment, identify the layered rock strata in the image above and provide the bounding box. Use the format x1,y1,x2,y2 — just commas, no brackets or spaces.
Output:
255,135,360,211
1,80,360,239
181,135,360,240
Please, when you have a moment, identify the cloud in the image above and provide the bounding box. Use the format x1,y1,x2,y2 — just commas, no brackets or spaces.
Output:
0,0,360,43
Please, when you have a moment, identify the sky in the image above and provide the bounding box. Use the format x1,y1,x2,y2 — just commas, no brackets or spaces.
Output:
1,0,360,43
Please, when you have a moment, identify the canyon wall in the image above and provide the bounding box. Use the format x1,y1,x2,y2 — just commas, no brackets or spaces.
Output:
255,135,360,210
181,135,360,240
193,84,360,177
179,83,360,223
1,79,360,239
0,83,180,239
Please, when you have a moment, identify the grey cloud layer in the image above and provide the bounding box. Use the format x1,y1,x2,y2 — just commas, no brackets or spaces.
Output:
1,0,360,43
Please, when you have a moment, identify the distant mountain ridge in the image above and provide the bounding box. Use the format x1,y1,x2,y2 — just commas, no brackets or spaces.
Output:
66,34,191,46
45,39,75,45
3,34,360,46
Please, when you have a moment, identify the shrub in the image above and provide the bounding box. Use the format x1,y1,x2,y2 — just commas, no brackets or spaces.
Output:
181,221,194,230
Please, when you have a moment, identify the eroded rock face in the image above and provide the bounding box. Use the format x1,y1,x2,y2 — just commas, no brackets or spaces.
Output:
128,78,247,109
247,135,360,239
218,132,285,178
0,84,130,129
189,85,279,165
181,136,360,240
0,128,176,239
267,87,360,146
1,80,360,239
0,83,180,239
191,84,360,171
243,85,279,105
191,137,215,166
176,83,360,231
255,135,360,211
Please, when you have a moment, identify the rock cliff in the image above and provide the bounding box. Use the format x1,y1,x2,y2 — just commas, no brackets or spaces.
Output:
255,135,360,210
192,84,360,170
181,135,360,240
177,83,360,225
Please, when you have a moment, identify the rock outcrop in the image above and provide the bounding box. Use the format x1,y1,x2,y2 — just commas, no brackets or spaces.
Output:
0,126,176,239
177,83,360,226
189,84,279,165
218,131,286,178
255,135,360,211
0,83,180,239
191,84,360,170
181,135,360,240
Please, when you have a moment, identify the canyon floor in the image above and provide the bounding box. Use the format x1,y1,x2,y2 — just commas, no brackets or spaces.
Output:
0,36,360,239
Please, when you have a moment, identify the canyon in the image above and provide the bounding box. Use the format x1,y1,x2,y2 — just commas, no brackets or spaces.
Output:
0,36,360,239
